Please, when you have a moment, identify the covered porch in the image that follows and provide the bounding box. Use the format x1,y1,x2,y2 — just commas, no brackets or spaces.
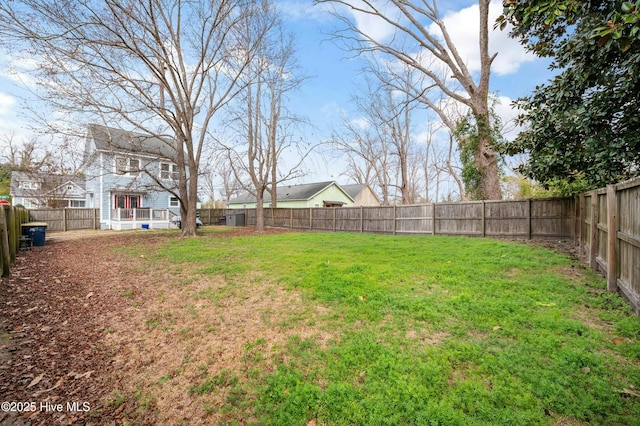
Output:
110,208,173,230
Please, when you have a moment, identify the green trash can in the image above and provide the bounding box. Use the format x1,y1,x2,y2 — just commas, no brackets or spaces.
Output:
21,222,48,247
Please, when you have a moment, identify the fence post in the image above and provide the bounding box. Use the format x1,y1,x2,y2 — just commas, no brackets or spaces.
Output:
393,205,397,235
481,201,486,237
309,207,313,230
1,207,10,277
333,207,337,232
290,208,293,229
63,208,67,232
432,203,436,235
606,185,618,292
589,192,598,270
579,193,585,256
573,196,579,246
527,199,532,240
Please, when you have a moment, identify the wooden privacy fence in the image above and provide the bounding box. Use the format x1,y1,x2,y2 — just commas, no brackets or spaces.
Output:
199,197,575,240
0,205,29,278
578,177,640,314
29,208,100,232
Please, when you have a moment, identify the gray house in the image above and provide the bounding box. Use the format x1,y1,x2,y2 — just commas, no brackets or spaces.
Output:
10,171,87,208
84,124,181,230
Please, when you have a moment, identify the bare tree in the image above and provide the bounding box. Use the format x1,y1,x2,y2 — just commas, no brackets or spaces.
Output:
333,115,394,204
222,0,310,231
1,134,52,173
200,159,243,207
334,75,419,204
0,0,262,236
317,0,503,200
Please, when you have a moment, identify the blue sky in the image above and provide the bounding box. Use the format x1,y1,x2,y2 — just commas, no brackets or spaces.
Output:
0,0,556,185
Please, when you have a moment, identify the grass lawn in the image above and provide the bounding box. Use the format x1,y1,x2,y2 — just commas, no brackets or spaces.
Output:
109,229,640,425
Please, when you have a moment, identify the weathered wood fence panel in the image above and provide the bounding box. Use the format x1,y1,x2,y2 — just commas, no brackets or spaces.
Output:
579,178,640,314
396,204,433,234
1,206,29,277
336,207,363,232
28,208,100,232
435,202,482,236
363,206,394,234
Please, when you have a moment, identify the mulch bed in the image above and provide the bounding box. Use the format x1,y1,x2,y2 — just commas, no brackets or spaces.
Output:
0,233,142,425
0,227,287,425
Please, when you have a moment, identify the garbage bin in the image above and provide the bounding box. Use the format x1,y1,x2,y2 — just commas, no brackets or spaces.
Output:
21,222,48,247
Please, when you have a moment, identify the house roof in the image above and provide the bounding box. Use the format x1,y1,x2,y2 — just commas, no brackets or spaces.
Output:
10,171,86,198
230,181,354,204
87,124,176,160
341,183,381,204
341,184,367,200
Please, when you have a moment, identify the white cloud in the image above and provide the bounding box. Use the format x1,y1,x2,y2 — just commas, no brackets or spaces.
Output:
280,1,334,22
0,52,39,88
0,92,15,115
349,116,370,130
429,0,536,76
493,95,524,140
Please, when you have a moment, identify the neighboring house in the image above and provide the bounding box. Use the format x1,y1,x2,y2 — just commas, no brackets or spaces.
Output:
228,181,355,209
10,171,87,208
341,184,381,206
84,124,180,230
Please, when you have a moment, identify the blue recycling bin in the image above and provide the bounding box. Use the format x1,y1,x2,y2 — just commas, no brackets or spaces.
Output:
21,222,48,247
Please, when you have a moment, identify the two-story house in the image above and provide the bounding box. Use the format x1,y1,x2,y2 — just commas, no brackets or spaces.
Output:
84,124,181,230
10,171,87,208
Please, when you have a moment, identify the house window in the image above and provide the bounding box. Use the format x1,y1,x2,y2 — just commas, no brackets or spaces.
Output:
20,181,41,190
169,196,179,208
116,157,140,176
114,195,140,209
69,200,86,208
22,198,39,208
160,163,179,180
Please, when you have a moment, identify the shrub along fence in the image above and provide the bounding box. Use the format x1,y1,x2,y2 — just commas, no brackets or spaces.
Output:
578,177,640,314
0,205,29,277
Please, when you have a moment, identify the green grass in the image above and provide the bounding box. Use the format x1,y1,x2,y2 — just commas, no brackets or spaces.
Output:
141,231,640,424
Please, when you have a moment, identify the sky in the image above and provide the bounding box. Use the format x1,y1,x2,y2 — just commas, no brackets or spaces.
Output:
0,0,556,189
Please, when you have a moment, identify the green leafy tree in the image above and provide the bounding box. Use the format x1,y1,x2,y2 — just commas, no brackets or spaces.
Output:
0,163,11,197
498,0,640,191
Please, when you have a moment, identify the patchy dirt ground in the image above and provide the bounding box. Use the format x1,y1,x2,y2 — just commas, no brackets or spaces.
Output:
0,227,302,426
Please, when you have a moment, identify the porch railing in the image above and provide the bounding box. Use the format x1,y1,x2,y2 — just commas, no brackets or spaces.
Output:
111,208,169,221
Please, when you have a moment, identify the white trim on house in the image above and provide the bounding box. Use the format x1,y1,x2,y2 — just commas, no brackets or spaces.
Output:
160,162,179,180
115,156,141,177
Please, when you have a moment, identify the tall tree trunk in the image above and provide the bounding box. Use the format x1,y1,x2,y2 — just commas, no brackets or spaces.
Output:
475,132,502,200
255,190,265,232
